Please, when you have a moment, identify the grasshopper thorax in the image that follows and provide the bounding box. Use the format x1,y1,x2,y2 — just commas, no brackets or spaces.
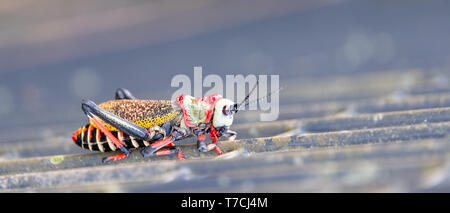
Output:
175,94,236,130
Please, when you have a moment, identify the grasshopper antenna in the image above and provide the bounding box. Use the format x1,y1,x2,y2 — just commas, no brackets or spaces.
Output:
236,80,259,108
230,80,258,113
232,85,283,113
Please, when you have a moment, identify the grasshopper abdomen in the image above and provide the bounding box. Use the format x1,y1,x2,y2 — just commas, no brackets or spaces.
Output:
72,124,150,152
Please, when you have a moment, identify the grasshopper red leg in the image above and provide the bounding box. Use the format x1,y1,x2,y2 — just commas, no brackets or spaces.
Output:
88,114,131,163
177,149,185,160
167,142,185,160
141,139,185,160
197,134,208,152
141,126,190,159
89,115,128,152
141,136,175,157
142,147,185,160
169,142,185,160
205,143,223,155
103,153,128,163
196,134,223,155
212,145,223,155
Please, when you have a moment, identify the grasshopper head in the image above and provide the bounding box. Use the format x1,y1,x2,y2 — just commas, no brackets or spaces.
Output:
212,98,237,129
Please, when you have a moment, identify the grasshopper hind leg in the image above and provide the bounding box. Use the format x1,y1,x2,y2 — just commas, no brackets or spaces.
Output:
81,98,186,163
81,99,153,163
142,146,185,160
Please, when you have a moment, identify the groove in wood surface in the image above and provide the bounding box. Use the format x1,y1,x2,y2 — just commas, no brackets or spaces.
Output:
2,119,450,177
2,137,449,192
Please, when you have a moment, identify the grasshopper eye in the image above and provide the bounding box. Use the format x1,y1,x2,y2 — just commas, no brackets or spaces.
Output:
222,105,231,116
222,104,239,115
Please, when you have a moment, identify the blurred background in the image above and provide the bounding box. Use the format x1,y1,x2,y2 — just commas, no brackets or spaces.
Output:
2,0,450,192
1,0,449,130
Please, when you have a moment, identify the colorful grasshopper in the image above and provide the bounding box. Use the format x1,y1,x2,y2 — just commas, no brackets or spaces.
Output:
72,82,264,163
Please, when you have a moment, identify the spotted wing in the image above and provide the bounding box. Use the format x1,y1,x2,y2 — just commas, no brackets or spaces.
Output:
93,99,180,131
